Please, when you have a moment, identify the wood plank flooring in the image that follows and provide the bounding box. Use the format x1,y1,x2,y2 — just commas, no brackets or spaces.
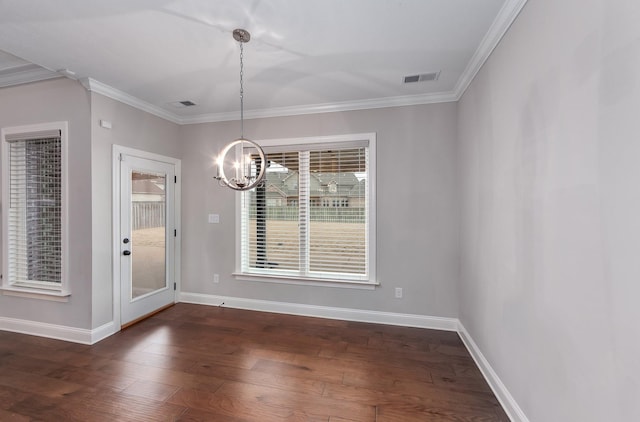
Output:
0,303,509,421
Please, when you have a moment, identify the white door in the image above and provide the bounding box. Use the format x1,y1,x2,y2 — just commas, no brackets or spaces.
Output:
119,153,176,326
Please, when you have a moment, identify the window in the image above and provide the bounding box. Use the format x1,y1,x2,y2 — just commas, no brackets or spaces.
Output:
1,122,68,296
238,133,376,285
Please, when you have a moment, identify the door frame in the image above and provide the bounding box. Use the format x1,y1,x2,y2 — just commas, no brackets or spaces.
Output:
112,145,181,330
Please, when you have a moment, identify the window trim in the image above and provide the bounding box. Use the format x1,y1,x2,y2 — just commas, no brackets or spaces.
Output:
1,121,69,300
234,132,377,288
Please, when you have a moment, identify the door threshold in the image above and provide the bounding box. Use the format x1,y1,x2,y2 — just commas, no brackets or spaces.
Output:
121,302,175,330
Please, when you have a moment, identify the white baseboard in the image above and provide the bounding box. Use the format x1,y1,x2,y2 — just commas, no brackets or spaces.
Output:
90,321,117,344
0,317,116,345
179,292,458,331
457,321,529,422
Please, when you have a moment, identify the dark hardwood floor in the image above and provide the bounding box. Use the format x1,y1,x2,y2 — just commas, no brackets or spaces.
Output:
0,303,508,421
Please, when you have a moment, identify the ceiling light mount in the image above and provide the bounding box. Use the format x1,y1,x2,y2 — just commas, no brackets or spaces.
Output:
232,28,251,43
214,29,266,191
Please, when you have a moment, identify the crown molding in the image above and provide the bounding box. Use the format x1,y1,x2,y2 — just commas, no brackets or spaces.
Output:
180,90,459,124
77,0,527,125
453,0,529,100
79,77,182,124
0,64,61,88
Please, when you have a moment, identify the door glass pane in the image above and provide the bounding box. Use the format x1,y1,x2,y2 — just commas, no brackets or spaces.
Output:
131,171,166,299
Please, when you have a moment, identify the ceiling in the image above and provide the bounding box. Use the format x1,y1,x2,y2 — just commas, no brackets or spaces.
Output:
0,0,527,124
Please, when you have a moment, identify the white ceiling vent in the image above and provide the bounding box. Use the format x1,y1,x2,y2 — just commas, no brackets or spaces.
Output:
403,71,440,84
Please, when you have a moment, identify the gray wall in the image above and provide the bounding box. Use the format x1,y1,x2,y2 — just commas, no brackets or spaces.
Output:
180,103,460,317
0,80,183,330
0,78,93,328
458,0,640,420
2,4,637,417
0,82,458,327
90,93,182,328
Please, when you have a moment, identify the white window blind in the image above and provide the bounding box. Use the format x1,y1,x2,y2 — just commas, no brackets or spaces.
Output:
7,133,62,288
240,137,372,283
307,148,367,277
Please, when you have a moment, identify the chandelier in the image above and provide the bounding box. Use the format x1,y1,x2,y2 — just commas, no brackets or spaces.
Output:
214,29,266,191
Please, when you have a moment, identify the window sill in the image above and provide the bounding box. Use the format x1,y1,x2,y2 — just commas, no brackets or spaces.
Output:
233,272,379,290
1,286,70,302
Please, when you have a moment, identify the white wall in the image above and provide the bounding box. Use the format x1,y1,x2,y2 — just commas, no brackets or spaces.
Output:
458,0,640,420
180,103,460,317
0,78,93,328
90,93,182,328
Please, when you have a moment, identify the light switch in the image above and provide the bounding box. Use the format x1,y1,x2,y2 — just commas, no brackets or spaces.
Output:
208,213,220,224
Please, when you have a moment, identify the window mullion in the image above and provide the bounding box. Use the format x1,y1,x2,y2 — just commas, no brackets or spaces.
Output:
299,151,310,275
240,186,249,272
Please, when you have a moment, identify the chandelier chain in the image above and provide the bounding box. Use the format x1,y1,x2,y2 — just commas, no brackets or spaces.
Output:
239,40,244,139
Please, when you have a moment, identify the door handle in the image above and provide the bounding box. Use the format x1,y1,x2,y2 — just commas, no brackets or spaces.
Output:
123,250,131,256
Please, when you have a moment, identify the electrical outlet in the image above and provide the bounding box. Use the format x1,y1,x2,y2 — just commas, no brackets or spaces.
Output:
395,287,403,298
213,274,220,283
